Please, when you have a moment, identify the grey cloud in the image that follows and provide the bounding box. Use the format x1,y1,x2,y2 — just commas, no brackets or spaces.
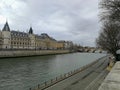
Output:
0,0,99,46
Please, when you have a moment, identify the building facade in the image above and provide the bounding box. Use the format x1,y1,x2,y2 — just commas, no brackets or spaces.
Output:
0,22,73,50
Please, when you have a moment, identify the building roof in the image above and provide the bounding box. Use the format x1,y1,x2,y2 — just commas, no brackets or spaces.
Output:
41,33,56,41
2,21,10,31
41,33,50,38
1,22,57,41
29,27,33,34
11,31,29,37
35,34,43,39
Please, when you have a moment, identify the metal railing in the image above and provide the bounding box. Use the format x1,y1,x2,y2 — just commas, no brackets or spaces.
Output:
29,56,107,90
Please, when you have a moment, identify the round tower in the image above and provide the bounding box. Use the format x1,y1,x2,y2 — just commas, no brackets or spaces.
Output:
28,27,35,49
2,21,11,49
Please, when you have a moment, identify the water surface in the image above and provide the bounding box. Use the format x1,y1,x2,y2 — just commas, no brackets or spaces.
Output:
0,53,106,90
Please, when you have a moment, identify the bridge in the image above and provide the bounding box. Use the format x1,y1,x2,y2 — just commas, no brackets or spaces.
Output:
77,47,105,53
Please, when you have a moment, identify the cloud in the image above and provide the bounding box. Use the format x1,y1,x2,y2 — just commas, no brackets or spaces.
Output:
0,15,6,24
0,0,99,46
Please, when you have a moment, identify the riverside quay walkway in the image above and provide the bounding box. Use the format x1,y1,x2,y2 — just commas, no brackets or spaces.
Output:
98,61,120,90
31,55,110,90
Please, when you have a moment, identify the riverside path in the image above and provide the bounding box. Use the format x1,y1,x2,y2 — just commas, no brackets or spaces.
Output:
35,55,109,90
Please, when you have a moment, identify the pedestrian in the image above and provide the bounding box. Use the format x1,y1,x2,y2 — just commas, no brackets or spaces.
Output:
108,56,111,66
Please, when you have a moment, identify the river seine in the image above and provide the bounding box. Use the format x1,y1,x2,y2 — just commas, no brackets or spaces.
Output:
0,53,106,90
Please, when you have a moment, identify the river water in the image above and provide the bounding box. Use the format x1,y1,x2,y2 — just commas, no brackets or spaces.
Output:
0,53,106,90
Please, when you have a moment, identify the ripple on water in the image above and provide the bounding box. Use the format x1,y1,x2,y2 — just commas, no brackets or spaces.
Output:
0,53,106,90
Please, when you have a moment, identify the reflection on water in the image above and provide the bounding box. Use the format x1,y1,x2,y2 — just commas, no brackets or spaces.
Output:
0,53,106,90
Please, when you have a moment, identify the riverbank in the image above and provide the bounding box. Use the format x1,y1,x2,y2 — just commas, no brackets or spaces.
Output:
30,55,109,90
98,61,120,90
0,53,106,90
44,56,109,90
0,50,72,58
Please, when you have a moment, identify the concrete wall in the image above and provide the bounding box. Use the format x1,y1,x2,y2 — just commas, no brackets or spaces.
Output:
0,50,70,58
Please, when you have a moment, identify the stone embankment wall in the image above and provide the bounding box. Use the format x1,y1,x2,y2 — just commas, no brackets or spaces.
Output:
0,50,71,58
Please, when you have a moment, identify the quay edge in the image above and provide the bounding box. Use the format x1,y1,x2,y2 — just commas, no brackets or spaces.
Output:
0,50,75,58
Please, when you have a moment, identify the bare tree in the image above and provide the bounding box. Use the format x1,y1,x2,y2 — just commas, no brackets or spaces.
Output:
97,0,120,57
99,0,120,22
96,22,120,56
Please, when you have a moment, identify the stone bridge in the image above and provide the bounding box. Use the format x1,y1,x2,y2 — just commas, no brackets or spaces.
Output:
77,47,104,53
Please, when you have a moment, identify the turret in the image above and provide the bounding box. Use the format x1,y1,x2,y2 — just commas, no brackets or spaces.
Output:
28,27,35,49
2,21,10,31
29,27,33,34
2,21,11,49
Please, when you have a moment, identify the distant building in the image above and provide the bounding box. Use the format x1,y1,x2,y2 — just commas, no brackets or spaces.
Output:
0,21,73,50
58,41,73,49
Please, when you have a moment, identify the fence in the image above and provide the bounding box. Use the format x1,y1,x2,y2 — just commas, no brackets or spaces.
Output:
29,56,107,90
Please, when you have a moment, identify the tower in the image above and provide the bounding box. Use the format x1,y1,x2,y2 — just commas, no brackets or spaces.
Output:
29,27,33,34
28,27,35,49
2,21,11,49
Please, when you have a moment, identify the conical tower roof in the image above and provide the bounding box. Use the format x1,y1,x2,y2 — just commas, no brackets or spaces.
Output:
2,21,10,31
29,27,33,34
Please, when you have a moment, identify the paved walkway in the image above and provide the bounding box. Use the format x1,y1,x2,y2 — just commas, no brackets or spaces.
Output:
98,61,120,90
43,56,109,90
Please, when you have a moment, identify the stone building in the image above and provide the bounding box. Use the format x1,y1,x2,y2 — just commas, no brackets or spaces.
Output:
0,30,3,49
0,21,72,50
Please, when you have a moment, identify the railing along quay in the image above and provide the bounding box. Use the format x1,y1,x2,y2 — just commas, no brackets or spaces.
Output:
29,56,107,90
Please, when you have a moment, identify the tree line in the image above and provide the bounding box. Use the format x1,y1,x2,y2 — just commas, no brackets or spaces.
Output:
96,0,120,59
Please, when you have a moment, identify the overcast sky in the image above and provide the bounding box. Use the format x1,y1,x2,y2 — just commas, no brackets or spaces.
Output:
0,0,100,46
